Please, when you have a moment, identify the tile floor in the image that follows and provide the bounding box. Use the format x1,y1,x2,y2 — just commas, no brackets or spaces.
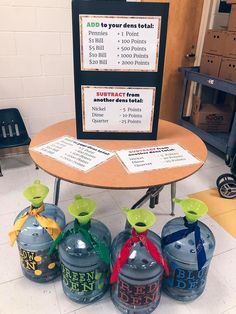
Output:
0,150,236,314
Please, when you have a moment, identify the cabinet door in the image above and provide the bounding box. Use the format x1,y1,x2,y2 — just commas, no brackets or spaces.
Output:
143,0,204,123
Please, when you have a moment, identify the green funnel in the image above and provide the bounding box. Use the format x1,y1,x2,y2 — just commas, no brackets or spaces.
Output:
23,180,49,208
122,208,156,233
68,195,96,225
174,197,208,222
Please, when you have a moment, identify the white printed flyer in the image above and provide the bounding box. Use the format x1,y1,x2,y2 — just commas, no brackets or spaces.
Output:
80,15,161,72
82,86,155,132
31,136,115,172
116,144,202,173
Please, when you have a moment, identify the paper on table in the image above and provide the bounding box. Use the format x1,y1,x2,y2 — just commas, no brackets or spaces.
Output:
31,136,115,172
116,144,202,173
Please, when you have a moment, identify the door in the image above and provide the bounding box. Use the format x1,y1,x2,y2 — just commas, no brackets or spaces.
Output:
143,0,204,123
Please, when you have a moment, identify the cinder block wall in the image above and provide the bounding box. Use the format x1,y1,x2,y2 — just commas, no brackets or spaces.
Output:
0,0,75,137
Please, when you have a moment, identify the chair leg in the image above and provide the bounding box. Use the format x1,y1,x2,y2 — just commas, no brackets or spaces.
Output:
53,177,61,206
0,163,3,177
171,182,176,216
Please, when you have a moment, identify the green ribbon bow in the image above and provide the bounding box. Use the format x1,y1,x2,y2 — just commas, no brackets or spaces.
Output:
48,219,110,264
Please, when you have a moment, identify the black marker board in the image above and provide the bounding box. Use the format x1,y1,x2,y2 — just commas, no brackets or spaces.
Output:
72,0,169,140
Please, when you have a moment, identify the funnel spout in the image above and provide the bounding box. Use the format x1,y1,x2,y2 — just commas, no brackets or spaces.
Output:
124,208,156,233
68,196,96,225
174,197,208,222
121,207,131,214
23,180,49,208
173,198,182,204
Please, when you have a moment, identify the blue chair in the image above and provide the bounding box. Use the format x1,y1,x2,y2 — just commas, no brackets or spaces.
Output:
0,108,31,176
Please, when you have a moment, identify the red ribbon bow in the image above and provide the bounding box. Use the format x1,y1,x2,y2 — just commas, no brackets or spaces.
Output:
110,229,169,284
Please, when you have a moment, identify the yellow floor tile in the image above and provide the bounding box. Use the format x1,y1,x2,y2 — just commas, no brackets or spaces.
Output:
213,210,236,238
189,188,236,238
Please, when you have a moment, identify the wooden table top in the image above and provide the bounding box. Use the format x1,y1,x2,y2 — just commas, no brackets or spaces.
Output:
29,119,207,189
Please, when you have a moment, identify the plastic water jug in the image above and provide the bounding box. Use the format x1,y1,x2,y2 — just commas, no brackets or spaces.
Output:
9,180,65,282
110,208,169,314
53,195,111,303
161,198,215,301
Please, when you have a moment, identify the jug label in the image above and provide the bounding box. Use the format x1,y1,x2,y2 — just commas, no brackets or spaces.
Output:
20,248,37,271
61,263,104,292
19,247,58,277
118,278,162,306
171,267,208,290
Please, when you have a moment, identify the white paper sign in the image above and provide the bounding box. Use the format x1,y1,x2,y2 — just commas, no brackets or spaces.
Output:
80,15,160,72
116,144,202,173
82,86,155,132
32,136,114,172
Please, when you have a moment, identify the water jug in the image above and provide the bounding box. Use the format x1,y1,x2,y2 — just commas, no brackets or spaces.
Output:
51,195,111,303
110,208,169,314
161,197,215,301
9,180,65,282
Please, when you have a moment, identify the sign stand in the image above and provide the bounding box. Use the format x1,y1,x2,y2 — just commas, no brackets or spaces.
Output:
72,0,169,140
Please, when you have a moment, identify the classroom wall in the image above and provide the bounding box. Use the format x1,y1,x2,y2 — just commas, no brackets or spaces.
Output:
0,0,75,137
0,0,230,137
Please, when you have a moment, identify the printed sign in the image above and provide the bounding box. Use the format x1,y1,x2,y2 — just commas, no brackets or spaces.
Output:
82,86,155,132
116,144,202,173
80,15,160,72
32,136,114,172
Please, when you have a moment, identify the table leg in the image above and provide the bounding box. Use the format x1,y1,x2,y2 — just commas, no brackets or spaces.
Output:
171,182,176,216
53,177,61,206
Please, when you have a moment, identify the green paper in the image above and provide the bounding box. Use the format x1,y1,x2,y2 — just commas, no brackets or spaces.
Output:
95,272,102,280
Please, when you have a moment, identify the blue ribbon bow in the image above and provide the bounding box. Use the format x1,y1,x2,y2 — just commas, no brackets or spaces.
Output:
162,217,206,270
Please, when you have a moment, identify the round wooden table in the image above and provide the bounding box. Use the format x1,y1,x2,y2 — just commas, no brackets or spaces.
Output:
30,119,207,214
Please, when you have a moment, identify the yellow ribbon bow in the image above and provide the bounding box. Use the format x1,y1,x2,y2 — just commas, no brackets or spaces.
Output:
9,205,62,247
